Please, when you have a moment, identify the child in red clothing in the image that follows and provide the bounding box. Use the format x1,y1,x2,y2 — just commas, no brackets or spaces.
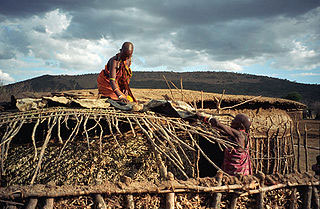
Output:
197,113,252,176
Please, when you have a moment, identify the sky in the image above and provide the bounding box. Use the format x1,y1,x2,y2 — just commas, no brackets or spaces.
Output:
0,0,319,85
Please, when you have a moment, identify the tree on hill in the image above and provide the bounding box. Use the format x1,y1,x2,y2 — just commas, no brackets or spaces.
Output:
282,92,302,102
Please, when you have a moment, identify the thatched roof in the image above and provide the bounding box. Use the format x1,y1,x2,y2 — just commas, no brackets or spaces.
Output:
55,88,307,110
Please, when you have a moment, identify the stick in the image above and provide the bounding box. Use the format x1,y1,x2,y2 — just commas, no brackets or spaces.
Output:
25,198,38,209
58,115,82,158
229,193,239,209
211,171,223,208
43,198,54,209
312,186,319,209
220,95,262,110
289,187,297,209
31,116,57,185
201,91,203,110
106,115,125,155
302,186,312,209
31,119,40,161
162,75,175,100
290,122,295,173
57,116,63,144
296,122,301,173
166,173,175,209
82,114,90,149
94,194,107,209
126,117,136,137
304,124,308,172
180,77,184,102
0,182,263,198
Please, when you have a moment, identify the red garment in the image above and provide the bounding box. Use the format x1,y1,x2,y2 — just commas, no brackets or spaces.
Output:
97,54,132,100
222,130,252,176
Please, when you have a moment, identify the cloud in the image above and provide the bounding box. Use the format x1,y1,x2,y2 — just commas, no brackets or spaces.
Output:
0,0,319,84
292,72,320,76
0,70,14,84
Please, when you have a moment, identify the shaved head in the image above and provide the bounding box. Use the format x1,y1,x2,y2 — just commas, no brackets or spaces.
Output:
121,42,133,54
120,42,134,60
235,113,251,131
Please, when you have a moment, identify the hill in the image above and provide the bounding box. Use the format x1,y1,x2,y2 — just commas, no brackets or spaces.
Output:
0,71,319,106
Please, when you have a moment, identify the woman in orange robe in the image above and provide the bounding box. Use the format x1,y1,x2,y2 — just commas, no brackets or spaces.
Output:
97,42,136,103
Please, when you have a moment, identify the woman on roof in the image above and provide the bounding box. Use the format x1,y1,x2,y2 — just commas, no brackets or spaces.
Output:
97,42,136,103
197,112,253,176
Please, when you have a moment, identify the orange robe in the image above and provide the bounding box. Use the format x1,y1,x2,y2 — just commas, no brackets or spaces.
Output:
97,54,132,100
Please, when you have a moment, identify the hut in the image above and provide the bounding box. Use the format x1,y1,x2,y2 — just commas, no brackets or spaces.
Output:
0,88,318,209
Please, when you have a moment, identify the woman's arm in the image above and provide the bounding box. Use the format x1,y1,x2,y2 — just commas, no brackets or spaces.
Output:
109,59,128,102
197,113,244,146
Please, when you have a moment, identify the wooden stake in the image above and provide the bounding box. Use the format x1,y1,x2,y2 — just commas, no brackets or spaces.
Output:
302,186,312,209
296,122,301,173
211,170,223,208
289,187,297,209
180,77,184,101
94,194,107,209
163,75,175,100
125,194,135,209
43,198,54,209
303,124,308,172
290,122,295,173
201,91,203,110
25,198,38,209
43,182,55,209
165,172,175,209
312,186,319,209
229,193,239,209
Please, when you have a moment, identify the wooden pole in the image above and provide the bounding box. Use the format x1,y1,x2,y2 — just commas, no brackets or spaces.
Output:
94,178,107,209
125,195,135,209
229,193,239,209
123,176,135,209
25,198,38,209
212,170,223,209
165,172,175,209
289,187,297,209
290,122,295,173
163,75,175,100
296,122,301,173
43,198,54,209
303,124,308,172
257,172,266,209
302,186,312,209
94,194,107,209
180,77,184,101
312,186,319,209
42,181,55,209
201,91,203,110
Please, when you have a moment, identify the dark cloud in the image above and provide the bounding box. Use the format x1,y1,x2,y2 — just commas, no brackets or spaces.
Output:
0,51,15,59
172,20,289,61
0,0,319,76
0,26,30,56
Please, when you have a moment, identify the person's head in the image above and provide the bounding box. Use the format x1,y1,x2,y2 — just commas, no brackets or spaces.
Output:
120,42,134,60
231,113,251,132
317,155,320,164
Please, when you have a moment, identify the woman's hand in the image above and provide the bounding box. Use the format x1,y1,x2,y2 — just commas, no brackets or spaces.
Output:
119,98,130,103
196,112,211,119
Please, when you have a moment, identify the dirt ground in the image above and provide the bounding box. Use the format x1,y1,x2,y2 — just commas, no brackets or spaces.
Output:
293,119,320,173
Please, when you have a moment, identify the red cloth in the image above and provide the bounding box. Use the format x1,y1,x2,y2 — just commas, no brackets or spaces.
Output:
97,55,132,100
222,130,252,176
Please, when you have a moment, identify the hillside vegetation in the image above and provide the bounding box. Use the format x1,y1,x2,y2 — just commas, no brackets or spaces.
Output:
0,71,319,107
